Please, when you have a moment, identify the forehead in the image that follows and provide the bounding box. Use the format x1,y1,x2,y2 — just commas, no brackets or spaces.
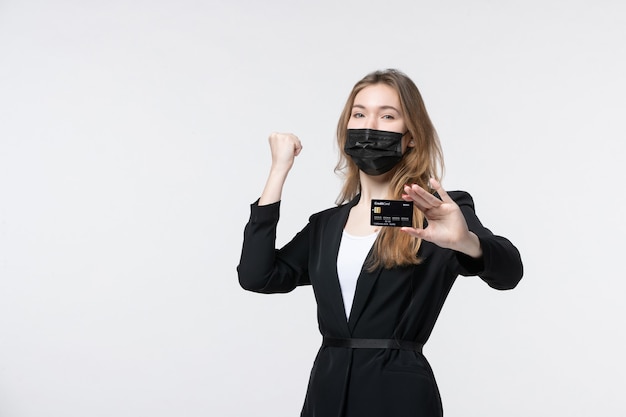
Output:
353,83,401,108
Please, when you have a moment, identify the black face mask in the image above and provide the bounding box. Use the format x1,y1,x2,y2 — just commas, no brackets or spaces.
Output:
344,129,406,176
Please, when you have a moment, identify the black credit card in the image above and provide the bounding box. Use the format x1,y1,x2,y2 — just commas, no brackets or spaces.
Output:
371,199,413,227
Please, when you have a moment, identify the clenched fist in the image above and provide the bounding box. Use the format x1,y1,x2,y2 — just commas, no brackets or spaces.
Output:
268,132,303,173
258,132,303,205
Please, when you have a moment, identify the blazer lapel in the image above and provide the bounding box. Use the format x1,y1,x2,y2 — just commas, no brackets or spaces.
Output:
347,257,382,333
318,195,360,337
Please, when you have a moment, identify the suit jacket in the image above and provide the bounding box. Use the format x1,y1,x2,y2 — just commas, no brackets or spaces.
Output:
237,192,523,417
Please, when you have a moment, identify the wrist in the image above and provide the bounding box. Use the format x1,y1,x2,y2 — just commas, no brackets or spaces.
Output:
269,162,293,176
259,166,290,206
457,232,483,259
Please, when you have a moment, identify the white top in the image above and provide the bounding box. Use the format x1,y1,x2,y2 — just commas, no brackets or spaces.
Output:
336,230,378,320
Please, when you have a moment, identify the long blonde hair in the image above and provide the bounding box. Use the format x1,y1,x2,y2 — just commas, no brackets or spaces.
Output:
335,69,444,269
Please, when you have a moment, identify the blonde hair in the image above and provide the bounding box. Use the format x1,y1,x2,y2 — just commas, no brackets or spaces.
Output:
335,69,444,269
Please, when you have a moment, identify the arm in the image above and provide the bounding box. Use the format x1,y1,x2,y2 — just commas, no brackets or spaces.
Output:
453,192,523,290
400,179,523,290
237,200,311,293
237,132,309,293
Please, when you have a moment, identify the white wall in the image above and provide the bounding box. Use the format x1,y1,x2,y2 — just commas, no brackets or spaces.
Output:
1,0,625,416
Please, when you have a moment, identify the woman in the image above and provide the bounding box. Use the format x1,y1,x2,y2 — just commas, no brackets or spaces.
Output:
237,69,523,417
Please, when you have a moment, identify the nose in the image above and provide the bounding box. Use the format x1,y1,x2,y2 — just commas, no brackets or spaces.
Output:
365,117,378,130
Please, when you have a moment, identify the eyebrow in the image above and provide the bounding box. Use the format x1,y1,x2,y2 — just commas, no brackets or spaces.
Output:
352,104,401,113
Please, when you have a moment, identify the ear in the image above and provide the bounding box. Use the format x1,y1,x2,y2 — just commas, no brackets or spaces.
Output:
402,131,415,151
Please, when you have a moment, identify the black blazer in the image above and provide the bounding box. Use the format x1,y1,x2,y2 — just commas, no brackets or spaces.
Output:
238,192,523,417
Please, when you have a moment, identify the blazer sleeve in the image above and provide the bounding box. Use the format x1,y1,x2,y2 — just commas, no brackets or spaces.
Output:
237,200,311,294
450,191,524,290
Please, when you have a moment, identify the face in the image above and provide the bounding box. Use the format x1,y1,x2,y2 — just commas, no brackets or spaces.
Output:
347,83,414,150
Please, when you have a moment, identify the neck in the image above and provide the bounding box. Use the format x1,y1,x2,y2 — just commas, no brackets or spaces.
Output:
358,171,394,203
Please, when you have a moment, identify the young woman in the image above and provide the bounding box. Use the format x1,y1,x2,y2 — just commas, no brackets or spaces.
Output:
238,69,523,417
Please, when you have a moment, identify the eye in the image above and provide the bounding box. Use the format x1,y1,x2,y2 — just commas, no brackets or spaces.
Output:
382,114,395,120
352,112,365,118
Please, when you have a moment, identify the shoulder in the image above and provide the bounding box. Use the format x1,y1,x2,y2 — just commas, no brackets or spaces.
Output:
309,203,347,222
308,194,359,223
447,190,475,209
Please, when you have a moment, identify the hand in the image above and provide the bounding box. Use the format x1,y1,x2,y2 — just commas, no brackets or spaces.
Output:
400,179,482,258
268,132,303,173
258,132,303,205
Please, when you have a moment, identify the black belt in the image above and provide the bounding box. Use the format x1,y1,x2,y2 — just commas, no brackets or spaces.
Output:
323,337,423,352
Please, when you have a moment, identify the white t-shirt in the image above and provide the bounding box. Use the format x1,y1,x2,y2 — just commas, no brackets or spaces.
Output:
336,230,378,320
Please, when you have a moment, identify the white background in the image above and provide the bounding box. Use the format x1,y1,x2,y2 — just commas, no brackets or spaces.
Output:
1,0,625,416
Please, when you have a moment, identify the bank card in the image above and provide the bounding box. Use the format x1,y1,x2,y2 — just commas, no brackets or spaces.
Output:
371,199,413,227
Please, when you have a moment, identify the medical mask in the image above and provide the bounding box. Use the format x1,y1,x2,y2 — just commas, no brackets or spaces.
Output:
344,129,406,176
